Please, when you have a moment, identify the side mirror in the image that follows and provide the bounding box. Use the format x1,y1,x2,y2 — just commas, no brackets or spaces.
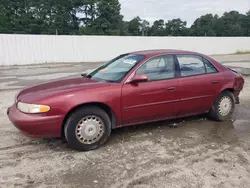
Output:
129,74,148,84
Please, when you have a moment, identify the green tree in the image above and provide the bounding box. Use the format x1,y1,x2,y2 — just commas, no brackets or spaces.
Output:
212,15,225,36
0,1,249,36
219,11,244,36
43,0,80,34
149,19,165,36
74,0,97,26
141,20,150,36
240,10,250,36
191,14,217,36
165,18,189,36
80,0,122,35
119,20,129,36
0,0,96,34
128,16,142,36
0,0,33,33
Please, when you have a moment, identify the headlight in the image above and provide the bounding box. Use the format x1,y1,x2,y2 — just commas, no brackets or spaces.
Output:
17,102,50,114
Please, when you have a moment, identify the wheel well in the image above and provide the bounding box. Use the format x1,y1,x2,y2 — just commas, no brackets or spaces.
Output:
61,102,117,137
211,88,235,108
219,88,236,102
222,88,234,93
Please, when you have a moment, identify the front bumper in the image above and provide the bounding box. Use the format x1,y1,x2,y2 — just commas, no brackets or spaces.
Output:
7,104,63,138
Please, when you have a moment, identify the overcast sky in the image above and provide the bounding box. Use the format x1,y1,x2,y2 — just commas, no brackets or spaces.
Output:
120,0,250,26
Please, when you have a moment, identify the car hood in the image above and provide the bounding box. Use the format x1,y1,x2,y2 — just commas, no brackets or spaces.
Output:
17,77,109,102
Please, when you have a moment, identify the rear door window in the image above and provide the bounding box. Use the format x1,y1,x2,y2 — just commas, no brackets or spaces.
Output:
176,55,206,77
203,58,218,73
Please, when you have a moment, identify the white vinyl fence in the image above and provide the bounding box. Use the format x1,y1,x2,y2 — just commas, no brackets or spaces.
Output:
0,34,250,66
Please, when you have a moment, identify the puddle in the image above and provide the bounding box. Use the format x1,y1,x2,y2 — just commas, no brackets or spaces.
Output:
0,76,17,80
225,62,250,69
233,120,250,131
0,81,23,90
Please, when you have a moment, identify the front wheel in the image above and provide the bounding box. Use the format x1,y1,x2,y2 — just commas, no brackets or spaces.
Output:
64,106,111,151
209,91,235,121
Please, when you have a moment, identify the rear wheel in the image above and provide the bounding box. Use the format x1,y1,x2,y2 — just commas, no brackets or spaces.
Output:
64,106,111,151
209,91,235,121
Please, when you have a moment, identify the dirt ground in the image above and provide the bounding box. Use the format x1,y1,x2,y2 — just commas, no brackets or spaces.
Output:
0,57,250,188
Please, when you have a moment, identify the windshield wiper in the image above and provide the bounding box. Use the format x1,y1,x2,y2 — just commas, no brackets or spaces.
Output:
81,73,92,78
106,80,118,83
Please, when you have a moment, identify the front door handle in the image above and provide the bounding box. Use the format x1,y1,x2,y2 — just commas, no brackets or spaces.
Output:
212,80,220,84
167,87,176,91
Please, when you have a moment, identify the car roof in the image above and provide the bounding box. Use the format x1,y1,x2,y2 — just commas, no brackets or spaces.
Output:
130,49,200,57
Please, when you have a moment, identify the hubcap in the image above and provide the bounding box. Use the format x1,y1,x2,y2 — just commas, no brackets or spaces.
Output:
218,96,232,116
75,115,104,144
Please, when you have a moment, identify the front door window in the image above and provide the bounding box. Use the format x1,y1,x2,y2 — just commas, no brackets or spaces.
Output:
136,55,176,81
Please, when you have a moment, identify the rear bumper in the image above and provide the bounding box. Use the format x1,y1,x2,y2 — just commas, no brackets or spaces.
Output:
7,105,63,138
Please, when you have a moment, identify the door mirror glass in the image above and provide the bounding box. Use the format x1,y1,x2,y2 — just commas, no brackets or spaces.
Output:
129,74,148,83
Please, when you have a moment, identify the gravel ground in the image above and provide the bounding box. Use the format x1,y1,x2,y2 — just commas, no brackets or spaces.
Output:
0,57,250,188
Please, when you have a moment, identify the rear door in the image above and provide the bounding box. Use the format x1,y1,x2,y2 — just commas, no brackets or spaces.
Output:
121,55,179,125
175,54,223,116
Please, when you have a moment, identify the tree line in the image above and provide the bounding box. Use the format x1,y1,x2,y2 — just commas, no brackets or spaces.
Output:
0,0,249,36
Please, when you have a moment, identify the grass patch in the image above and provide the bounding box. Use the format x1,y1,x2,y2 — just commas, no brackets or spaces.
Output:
211,50,250,56
234,50,250,55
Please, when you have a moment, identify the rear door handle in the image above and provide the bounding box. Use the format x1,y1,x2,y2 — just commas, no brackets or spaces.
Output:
212,81,220,84
167,87,176,91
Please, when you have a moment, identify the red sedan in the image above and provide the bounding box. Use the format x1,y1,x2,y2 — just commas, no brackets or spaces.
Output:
7,50,244,151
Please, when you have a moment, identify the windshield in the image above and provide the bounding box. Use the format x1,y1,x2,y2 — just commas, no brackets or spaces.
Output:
88,54,145,82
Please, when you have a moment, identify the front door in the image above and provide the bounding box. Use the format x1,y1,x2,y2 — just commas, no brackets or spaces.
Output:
121,55,179,125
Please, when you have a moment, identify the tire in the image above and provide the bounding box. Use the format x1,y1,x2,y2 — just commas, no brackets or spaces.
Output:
64,106,111,151
208,91,235,121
